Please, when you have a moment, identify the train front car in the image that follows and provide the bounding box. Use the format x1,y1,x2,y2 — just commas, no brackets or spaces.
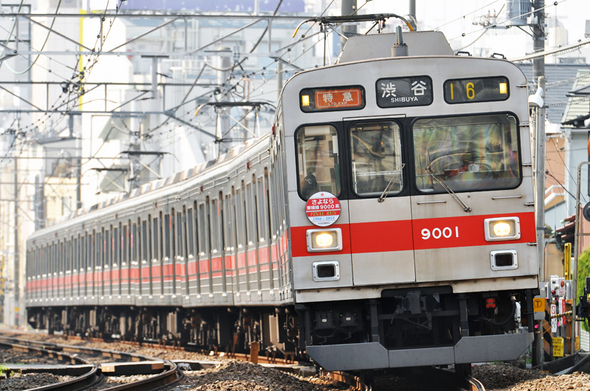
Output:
281,32,538,371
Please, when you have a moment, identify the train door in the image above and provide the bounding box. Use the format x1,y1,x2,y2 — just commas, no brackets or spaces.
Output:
140,219,150,298
223,193,234,299
257,173,273,295
106,228,112,297
113,225,120,297
210,196,223,297
188,205,201,295
80,235,86,298
232,187,245,300
175,210,184,297
197,202,209,297
122,224,129,297
345,119,416,285
186,207,194,297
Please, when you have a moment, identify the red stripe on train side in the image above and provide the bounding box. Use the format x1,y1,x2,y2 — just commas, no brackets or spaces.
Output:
188,260,197,275
199,259,209,273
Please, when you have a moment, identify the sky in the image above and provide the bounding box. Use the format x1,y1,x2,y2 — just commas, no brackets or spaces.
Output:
340,0,589,61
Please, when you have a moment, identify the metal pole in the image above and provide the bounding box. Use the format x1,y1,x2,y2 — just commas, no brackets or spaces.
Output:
536,76,546,283
572,162,590,355
409,0,416,21
13,135,19,327
341,0,357,48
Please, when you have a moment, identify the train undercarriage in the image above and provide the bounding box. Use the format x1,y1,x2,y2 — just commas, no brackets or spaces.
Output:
27,305,299,359
299,287,537,371
28,286,536,370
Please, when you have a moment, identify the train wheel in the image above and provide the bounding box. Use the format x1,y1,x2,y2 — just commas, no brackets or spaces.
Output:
360,370,374,391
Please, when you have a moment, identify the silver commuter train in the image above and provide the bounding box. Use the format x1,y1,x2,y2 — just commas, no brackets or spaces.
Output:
26,31,538,373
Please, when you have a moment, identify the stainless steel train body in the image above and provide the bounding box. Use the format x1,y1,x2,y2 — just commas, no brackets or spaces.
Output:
26,31,538,372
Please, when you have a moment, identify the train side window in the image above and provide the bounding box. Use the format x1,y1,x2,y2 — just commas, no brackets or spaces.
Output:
106,229,112,270
151,218,159,262
211,199,220,254
171,211,177,260
257,176,269,242
132,224,138,265
81,235,86,272
113,227,119,268
122,225,128,266
246,183,255,246
350,121,403,196
413,113,521,193
187,209,195,257
142,220,149,263
96,232,102,269
73,238,78,273
198,203,209,256
236,190,245,250
89,232,94,272
146,218,152,264
164,214,171,260
176,212,184,258
296,125,341,200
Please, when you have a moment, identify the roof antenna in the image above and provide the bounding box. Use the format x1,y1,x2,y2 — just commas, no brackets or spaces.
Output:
391,26,408,57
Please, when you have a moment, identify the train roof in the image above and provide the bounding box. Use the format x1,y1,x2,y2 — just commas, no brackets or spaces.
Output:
29,134,272,240
337,31,454,63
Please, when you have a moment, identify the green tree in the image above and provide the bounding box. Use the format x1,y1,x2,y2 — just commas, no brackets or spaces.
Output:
577,248,590,331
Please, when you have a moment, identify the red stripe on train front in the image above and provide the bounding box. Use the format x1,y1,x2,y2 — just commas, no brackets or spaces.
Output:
413,212,535,249
290,212,535,257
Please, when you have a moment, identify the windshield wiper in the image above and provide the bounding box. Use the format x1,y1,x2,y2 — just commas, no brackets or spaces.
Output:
425,166,472,213
378,164,405,203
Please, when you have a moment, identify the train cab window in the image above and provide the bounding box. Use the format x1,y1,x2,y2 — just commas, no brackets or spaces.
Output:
296,125,341,200
350,121,403,196
413,113,521,192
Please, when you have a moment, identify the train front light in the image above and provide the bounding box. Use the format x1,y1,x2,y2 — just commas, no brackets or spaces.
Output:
484,217,521,241
306,228,342,252
493,222,512,237
315,232,334,247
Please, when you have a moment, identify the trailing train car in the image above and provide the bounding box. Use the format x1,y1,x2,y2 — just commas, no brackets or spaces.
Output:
26,30,538,374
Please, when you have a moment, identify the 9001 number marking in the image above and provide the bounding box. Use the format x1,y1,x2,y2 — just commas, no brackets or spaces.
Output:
421,226,459,240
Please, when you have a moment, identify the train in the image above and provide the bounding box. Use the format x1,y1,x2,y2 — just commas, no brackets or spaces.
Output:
26,29,539,375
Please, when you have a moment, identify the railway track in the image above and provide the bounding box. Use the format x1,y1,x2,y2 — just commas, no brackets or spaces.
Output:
0,335,180,391
0,332,487,391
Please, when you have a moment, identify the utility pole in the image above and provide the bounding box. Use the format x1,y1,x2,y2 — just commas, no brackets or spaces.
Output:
531,76,546,367
409,0,416,22
532,0,545,81
341,0,357,47
530,0,546,366
216,48,232,158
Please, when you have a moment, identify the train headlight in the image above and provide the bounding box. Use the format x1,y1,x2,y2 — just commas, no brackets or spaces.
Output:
315,233,334,247
484,217,521,241
306,228,342,252
493,222,512,237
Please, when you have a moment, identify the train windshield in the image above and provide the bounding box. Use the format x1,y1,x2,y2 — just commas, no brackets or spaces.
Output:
296,125,341,200
413,113,520,192
350,121,403,196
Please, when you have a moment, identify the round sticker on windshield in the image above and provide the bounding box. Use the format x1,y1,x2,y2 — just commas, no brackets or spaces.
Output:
305,192,341,227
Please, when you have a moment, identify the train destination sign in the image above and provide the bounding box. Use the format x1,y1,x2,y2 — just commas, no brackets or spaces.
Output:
305,192,341,227
444,76,509,103
376,76,433,108
300,86,365,112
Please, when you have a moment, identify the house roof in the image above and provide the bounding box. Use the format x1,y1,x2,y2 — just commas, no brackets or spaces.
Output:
562,70,590,125
517,63,589,124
